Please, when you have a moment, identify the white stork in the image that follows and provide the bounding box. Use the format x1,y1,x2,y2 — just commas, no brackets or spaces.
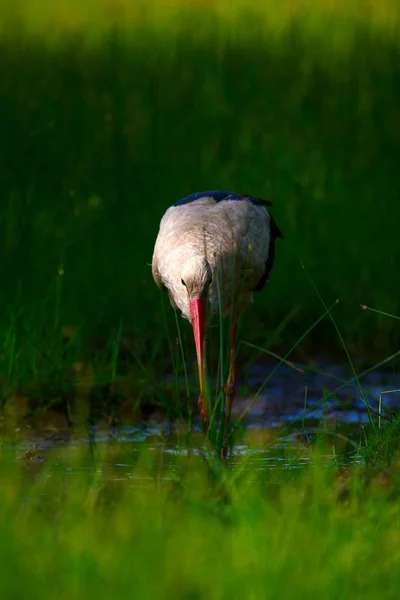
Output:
152,190,283,453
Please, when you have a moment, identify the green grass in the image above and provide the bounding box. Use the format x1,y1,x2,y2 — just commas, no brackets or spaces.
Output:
0,432,400,600
1,1,400,410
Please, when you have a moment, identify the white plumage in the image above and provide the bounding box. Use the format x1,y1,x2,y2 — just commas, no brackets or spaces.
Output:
152,190,283,456
153,196,271,319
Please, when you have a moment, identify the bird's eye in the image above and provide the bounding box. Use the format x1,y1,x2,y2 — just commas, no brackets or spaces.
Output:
181,279,187,287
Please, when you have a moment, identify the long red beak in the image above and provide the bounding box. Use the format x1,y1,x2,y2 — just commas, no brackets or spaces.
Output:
190,298,207,423
190,299,205,392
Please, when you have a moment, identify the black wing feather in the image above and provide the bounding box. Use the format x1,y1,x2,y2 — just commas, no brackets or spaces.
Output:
252,215,284,292
173,190,273,207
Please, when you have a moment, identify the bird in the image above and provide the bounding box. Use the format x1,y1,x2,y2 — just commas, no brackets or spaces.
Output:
152,190,283,455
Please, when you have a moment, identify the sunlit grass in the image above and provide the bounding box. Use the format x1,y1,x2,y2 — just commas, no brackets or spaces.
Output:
0,437,400,599
1,0,400,411
4,0,400,41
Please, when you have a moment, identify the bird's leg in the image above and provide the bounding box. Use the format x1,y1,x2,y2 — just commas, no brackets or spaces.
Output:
197,395,208,429
222,323,237,459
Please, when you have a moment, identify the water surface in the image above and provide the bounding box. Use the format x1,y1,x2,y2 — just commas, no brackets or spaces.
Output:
7,360,400,477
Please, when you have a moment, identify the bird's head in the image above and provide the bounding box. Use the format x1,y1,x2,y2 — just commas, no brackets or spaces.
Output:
180,256,212,303
180,256,212,418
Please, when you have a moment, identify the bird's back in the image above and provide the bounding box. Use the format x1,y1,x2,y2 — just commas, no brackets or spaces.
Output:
152,192,283,319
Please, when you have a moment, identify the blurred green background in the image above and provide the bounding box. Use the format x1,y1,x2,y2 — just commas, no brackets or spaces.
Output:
1,0,400,403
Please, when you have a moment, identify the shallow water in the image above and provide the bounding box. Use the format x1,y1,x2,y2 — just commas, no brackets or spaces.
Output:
240,358,400,426
6,360,400,476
